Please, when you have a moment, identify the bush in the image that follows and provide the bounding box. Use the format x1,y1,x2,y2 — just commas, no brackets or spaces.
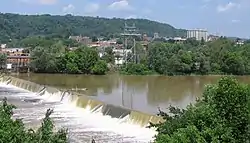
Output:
150,77,250,143
120,62,154,75
91,60,108,75
0,97,68,143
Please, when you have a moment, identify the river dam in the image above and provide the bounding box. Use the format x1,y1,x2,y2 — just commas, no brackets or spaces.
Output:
0,75,162,143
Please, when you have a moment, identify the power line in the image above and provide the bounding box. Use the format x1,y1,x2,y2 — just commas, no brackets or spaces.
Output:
120,21,141,65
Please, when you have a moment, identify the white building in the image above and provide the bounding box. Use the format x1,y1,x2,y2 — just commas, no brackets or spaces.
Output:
187,29,208,41
113,48,132,65
153,33,159,39
0,44,6,49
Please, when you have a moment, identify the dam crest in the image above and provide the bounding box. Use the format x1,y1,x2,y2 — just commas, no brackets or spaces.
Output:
0,75,163,128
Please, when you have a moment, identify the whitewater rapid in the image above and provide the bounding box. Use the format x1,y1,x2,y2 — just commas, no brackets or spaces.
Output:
0,83,157,143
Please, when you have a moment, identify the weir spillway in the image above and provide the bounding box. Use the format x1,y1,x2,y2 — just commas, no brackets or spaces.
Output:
0,75,163,143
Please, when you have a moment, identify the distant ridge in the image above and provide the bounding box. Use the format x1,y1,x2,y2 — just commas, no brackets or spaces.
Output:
226,36,248,41
0,13,186,42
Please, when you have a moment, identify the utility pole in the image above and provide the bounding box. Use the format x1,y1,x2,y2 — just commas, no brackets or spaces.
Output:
121,22,141,66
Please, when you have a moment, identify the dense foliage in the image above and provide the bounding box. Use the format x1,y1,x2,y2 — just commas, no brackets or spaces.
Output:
120,63,154,75
16,36,250,76
0,13,186,43
0,97,67,142
29,38,108,75
123,37,250,75
0,53,7,69
150,77,250,143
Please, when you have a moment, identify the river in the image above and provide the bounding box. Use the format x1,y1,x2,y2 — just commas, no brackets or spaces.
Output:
4,74,248,142
15,74,250,114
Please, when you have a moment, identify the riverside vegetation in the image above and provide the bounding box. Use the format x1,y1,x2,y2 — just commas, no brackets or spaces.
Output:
1,36,249,76
149,77,250,143
120,37,250,75
0,97,67,142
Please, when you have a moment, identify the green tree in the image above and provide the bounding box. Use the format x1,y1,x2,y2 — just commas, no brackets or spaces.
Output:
0,53,7,69
221,52,245,75
184,38,200,47
75,47,99,74
0,97,68,142
0,13,186,41
62,51,80,74
201,37,205,45
150,77,250,143
20,37,55,48
91,60,108,75
30,46,59,73
28,38,109,75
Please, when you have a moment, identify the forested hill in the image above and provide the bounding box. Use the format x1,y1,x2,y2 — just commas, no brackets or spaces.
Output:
0,13,186,42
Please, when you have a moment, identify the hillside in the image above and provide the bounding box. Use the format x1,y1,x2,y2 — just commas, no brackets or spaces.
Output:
0,13,186,42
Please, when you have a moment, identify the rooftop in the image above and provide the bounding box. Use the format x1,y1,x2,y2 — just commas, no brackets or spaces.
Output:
187,29,208,32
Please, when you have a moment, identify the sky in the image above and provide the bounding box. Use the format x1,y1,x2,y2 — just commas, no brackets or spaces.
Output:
0,0,250,38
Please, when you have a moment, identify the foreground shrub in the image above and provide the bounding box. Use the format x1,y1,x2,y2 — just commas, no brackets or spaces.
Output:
150,77,250,143
0,97,68,143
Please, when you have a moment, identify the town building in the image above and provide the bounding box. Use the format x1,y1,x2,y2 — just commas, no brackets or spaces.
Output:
113,48,132,65
207,35,220,41
0,44,6,49
69,35,92,45
165,37,186,43
0,47,30,72
153,33,159,39
235,39,245,45
187,29,208,41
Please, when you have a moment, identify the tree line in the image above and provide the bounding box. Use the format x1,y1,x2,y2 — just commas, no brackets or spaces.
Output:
27,37,109,75
121,37,250,75
0,13,185,43
0,36,110,74
1,36,250,76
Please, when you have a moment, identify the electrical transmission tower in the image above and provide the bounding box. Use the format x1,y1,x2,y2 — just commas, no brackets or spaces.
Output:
121,22,141,65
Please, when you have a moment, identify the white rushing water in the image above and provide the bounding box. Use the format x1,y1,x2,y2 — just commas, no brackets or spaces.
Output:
0,82,157,143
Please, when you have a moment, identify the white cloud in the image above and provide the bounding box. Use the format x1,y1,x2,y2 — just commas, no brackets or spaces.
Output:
217,2,239,12
84,3,100,14
108,0,133,11
126,15,137,19
63,4,75,13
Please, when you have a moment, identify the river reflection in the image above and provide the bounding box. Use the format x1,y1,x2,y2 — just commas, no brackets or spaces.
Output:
15,74,249,114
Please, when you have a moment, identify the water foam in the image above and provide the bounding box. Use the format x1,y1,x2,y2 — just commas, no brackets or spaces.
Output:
0,79,158,142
